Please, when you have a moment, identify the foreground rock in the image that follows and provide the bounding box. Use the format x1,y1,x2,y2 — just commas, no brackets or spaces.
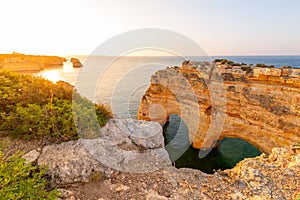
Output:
23,119,171,186
138,60,300,154
82,119,170,173
65,147,300,199
37,140,109,186
0,53,67,72
22,118,300,199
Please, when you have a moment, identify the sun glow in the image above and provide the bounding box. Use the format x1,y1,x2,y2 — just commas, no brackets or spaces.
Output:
38,70,63,83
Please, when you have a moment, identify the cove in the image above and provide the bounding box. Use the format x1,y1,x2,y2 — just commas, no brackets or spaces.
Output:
163,114,261,174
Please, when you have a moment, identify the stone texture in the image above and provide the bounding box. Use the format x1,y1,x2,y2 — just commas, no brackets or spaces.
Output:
146,190,169,200
27,146,300,199
82,119,171,173
23,119,171,186
100,119,164,149
138,61,300,154
21,149,40,164
159,147,300,199
37,140,107,186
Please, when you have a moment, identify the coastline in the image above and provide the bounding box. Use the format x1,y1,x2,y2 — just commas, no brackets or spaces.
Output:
0,53,82,73
1,57,300,199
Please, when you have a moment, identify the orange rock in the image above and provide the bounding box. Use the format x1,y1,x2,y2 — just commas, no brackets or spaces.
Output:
138,61,300,154
0,53,66,72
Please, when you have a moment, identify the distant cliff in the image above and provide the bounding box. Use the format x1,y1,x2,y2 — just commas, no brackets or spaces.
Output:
0,53,67,72
138,60,300,154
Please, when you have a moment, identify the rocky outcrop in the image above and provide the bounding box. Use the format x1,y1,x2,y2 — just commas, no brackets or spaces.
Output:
21,118,300,199
164,147,300,199
0,53,66,72
70,58,83,68
138,61,300,154
81,119,171,173
23,119,171,186
38,140,108,186
56,147,300,199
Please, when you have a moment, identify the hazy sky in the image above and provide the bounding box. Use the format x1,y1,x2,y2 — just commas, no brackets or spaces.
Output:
0,0,299,56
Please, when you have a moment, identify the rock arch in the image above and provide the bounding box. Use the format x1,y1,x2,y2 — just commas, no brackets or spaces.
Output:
138,61,300,154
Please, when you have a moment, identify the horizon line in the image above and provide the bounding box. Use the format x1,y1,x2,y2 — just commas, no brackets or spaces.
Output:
1,52,300,57
64,54,300,57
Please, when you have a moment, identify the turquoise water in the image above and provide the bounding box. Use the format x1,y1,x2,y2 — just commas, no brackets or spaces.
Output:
37,55,297,173
163,115,261,174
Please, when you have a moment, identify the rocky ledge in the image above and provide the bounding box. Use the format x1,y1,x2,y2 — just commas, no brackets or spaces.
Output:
138,60,300,154
22,119,300,199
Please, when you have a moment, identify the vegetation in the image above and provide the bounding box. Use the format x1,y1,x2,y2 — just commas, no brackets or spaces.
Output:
213,59,241,66
241,65,253,73
0,150,58,199
213,59,292,69
255,63,275,68
281,65,296,69
0,70,111,143
296,192,300,200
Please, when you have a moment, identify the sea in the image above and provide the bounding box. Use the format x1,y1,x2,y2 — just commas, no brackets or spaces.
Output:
36,55,300,173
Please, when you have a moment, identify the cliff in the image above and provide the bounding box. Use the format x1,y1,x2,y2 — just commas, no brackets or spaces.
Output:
0,53,67,72
138,60,300,154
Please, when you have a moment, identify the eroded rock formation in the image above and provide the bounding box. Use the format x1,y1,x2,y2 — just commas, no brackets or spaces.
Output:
0,53,67,72
70,57,83,68
138,61,300,153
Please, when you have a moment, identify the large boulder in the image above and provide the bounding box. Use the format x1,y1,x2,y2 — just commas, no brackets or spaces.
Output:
82,119,171,173
23,119,171,186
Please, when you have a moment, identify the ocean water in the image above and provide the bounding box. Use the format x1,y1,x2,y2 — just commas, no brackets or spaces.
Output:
37,55,300,173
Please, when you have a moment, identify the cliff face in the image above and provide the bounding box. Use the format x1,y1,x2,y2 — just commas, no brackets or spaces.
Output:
0,53,67,72
138,61,300,153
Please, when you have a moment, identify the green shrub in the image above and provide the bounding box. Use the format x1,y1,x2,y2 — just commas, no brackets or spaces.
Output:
255,63,275,68
232,62,241,66
213,59,223,63
0,70,112,143
296,193,300,200
216,59,237,65
282,65,293,69
0,151,58,199
221,59,227,64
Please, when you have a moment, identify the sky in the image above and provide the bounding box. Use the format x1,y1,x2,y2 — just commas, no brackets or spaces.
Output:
0,0,299,56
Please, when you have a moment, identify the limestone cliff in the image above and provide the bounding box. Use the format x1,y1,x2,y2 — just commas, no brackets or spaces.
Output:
138,60,300,154
0,53,67,72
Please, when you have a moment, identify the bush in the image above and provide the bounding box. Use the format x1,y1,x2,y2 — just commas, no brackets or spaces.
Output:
0,70,112,143
0,151,58,199
215,59,239,66
282,65,293,69
255,63,275,68
221,59,227,64
213,59,223,63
